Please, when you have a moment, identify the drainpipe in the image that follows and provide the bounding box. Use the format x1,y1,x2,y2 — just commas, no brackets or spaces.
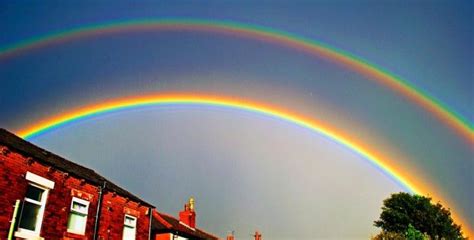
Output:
93,181,107,240
7,200,21,240
148,207,153,240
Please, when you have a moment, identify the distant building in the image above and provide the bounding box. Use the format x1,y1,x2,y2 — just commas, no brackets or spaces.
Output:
152,199,218,240
226,231,262,240
0,128,218,240
253,231,262,240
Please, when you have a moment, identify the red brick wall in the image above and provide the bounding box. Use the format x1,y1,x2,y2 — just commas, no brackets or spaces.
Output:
98,192,151,240
155,233,171,240
0,144,100,239
0,145,29,237
42,174,100,240
0,144,151,240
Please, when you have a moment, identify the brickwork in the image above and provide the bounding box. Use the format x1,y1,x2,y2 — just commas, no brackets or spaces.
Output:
0,129,218,240
155,233,171,240
98,192,151,240
0,144,150,240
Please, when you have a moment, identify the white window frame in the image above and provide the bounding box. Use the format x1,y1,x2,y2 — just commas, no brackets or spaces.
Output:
15,172,54,239
122,214,137,240
67,197,90,235
20,183,48,234
15,184,50,239
25,171,55,189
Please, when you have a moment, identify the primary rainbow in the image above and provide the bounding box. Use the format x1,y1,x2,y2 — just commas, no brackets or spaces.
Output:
0,18,472,143
16,94,472,237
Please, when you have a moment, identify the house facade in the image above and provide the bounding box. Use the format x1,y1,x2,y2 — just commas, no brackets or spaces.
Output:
0,128,217,240
152,198,218,240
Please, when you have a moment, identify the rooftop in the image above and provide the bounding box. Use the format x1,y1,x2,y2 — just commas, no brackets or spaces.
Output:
0,128,154,207
152,210,219,240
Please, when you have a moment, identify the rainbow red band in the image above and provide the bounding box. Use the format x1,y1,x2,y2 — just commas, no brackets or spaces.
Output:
0,18,472,143
2,19,471,236
15,94,472,237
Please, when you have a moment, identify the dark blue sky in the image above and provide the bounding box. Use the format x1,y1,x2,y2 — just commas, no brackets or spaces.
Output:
1,1,472,118
0,1,472,239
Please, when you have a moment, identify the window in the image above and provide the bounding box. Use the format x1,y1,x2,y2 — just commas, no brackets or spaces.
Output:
67,197,89,234
17,184,48,235
15,172,54,239
122,215,137,240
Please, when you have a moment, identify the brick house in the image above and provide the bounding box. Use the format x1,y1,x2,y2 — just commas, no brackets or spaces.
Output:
152,198,219,240
225,231,262,240
0,128,218,240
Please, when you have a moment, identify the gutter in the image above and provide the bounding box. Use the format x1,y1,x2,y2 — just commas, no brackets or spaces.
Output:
93,181,107,240
148,207,154,240
7,199,21,240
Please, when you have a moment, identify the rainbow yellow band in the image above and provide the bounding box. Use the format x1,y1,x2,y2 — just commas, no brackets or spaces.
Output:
1,19,472,143
15,94,472,237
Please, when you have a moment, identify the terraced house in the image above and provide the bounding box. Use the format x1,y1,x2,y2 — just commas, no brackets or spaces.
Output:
0,128,218,240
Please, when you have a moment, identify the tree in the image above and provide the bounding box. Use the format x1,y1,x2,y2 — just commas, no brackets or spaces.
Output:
405,224,428,240
371,231,405,240
374,192,466,240
371,225,431,240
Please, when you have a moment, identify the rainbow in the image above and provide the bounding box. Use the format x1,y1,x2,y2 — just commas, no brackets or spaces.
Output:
0,18,472,143
15,94,472,237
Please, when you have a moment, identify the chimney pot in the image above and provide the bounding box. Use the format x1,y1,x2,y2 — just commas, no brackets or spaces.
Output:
254,231,262,240
226,231,235,240
179,197,196,228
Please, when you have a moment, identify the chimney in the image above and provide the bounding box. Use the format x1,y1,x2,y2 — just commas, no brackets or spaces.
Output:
179,197,196,228
226,231,235,240
253,231,262,240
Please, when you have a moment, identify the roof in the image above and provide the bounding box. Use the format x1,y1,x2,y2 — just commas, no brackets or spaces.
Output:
152,211,220,240
0,128,154,207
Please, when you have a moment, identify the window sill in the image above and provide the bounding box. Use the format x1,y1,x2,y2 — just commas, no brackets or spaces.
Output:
14,230,44,240
66,229,86,235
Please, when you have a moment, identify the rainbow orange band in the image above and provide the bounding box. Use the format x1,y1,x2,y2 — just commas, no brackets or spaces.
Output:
15,94,472,237
1,19,472,144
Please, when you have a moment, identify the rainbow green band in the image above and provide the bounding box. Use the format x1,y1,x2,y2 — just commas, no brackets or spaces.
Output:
0,19,472,143
15,94,472,237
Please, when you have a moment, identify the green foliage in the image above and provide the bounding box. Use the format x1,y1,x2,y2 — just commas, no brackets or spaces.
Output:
374,192,466,240
405,224,426,240
371,231,406,240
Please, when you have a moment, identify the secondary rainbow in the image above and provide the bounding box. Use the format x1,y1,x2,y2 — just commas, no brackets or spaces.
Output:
0,18,472,143
15,94,472,237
